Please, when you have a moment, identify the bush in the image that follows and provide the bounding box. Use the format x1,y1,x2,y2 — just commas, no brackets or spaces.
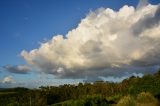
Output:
136,92,158,106
52,95,111,106
116,95,136,106
83,95,108,106
62,99,85,106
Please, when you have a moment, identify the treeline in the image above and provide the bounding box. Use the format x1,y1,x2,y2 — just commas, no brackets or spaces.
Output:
0,70,160,106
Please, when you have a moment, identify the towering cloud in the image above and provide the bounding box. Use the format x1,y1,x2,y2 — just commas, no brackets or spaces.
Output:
21,3,160,79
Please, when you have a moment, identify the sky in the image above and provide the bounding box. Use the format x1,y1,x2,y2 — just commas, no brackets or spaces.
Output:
0,0,160,88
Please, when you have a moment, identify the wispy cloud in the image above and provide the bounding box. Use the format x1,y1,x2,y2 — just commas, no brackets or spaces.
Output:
21,3,160,80
137,0,149,9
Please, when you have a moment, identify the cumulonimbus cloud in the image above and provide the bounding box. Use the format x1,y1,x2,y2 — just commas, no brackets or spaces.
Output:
3,65,31,74
21,3,160,79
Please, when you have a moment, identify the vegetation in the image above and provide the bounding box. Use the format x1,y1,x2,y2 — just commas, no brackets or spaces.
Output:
116,95,136,106
0,70,160,106
136,92,158,106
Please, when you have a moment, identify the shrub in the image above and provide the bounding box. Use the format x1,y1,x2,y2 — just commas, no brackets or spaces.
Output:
116,95,136,106
83,95,110,106
52,95,111,106
136,92,158,106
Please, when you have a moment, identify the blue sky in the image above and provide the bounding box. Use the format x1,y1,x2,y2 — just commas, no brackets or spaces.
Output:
0,0,160,88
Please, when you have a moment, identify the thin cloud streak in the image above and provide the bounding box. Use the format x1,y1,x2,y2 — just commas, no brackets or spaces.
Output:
3,65,31,74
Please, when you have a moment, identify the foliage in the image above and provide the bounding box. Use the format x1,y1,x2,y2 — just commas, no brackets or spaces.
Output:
52,95,112,106
136,92,158,106
116,95,136,106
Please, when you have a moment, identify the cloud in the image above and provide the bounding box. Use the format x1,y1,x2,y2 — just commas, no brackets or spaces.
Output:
3,65,31,74
137,0,149,9
21,3,160,79
132,5,160,35
0,76,16,84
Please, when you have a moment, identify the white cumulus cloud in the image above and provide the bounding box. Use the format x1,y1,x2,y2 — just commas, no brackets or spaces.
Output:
0,76,16,84
21,3,160,79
